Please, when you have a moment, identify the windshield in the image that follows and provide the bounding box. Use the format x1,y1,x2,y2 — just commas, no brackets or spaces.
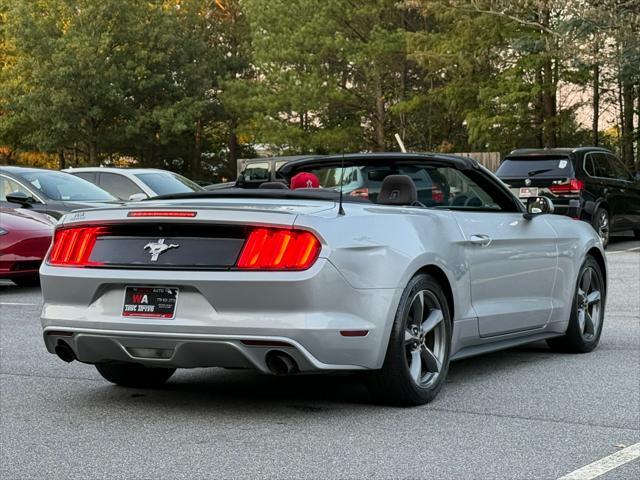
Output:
304,164,501,209
496,156,575,178
16,170,116,202
134,172,203,196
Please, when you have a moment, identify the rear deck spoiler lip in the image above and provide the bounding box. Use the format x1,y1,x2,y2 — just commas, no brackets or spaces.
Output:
148,188,371,203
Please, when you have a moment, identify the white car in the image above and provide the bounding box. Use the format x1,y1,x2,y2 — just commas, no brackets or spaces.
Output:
64,167,203,201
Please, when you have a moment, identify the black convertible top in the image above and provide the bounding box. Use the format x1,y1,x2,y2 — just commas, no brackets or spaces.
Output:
278,152,477,177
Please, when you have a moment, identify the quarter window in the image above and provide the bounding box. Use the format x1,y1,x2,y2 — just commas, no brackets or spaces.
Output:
583,156,596,176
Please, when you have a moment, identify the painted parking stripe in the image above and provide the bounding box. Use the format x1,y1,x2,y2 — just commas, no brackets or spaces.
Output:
557,443,640,480
607,246,640,254
0,302,39,306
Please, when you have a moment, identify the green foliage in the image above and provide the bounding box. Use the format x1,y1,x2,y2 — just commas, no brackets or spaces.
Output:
0,0,638,173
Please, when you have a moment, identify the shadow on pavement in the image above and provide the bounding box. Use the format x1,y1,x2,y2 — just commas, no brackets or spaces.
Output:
77,341,560,412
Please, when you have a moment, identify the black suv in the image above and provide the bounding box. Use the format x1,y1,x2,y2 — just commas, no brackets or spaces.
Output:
496,147,640,247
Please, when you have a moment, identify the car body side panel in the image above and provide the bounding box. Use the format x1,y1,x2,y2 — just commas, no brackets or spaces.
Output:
542,214,606,332
450,211,559,337
294,204,477,359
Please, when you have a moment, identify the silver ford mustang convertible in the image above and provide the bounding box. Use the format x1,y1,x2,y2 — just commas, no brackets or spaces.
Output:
40,153,606,405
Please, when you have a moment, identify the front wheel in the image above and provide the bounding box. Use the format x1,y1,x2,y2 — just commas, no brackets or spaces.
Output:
547,256,605,353
366,274,452,406
95,363,176,388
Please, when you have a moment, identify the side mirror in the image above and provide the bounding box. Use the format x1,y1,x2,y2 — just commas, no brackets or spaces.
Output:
6,191,35,207
524,196,554,220
128,193,148,201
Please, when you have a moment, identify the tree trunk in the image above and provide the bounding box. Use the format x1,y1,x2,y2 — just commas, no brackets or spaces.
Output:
622,81,635,168
193,118,203,178
592,62,600,146
535,68,544,148
540,5,557,148
228,124,238,181
373,74,385,151
636,85,640,170
89,142,97,165
58,150,65,170
542,60,557,147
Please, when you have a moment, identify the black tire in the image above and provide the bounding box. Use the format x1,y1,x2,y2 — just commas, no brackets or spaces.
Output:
95,363,176,388
366,273,452,406
591,207,610,248
547,256,605,353
10,276,40,287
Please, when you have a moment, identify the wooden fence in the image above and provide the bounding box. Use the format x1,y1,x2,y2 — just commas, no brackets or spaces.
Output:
455,152,502,172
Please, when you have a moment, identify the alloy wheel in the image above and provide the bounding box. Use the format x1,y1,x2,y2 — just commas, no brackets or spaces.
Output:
404,290,446,388
576,266,602,340
596,210,609,245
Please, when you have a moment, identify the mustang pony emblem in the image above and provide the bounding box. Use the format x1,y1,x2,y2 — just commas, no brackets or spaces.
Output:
144,238,179,261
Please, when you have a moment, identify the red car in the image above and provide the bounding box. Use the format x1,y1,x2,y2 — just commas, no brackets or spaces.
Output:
0,207,54,286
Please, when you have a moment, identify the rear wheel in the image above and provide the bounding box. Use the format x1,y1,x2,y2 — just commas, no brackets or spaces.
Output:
547,256,605,353
366,274,452,406
10,276,40,287
591,208,610,248
95,363,175,388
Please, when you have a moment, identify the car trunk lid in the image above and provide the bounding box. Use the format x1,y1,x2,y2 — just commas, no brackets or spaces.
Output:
54,198,334,270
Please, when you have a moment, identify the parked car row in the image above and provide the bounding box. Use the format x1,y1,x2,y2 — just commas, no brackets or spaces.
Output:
0,166,204,286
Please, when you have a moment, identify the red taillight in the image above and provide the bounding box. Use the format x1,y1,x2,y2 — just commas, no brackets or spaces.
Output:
127,211,197,218
549,179,584,194
237,227,320,270
49,227,105,267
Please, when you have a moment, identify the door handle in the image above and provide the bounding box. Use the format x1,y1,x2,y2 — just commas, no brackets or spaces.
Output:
469,234,492,247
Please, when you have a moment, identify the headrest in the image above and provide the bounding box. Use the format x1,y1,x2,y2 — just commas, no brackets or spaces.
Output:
377,175,417,206
259,182,289,189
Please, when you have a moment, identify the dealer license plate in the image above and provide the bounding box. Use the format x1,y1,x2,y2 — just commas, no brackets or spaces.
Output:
519,187,538,198
122,286,178,319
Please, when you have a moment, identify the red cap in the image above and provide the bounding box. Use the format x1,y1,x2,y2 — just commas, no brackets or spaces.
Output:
290,172,320,189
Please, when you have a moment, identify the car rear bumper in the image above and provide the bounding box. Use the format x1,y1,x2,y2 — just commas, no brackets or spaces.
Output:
40,259,401,371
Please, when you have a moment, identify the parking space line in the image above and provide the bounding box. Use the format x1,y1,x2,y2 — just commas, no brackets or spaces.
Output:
0,302,39,306
557,443,640,480
607,246,640,254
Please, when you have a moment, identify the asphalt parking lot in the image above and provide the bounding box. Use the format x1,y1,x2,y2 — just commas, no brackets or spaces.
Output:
1,236,638,479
